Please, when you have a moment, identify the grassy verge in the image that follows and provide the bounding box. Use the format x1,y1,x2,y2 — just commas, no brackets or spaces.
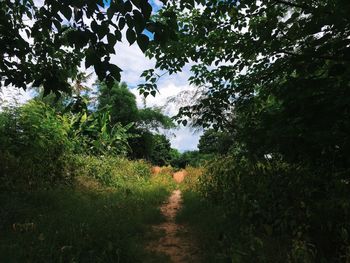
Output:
177,190,232,263
0,156,175,263
176,166,240,263
177,166,295,263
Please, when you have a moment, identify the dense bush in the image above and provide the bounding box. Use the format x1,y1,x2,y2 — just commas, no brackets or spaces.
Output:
198,156,350,262
0,99,142,189
170,150,212,168
71,155,151,188
180,166,203,191
0,101,72,189
68,108,132,156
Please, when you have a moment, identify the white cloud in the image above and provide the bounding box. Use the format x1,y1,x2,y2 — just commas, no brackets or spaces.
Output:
112,40,201,152
130,82,202,152
131,83,188,113
170,127,202,152
111,41,156,85
0,86,34,110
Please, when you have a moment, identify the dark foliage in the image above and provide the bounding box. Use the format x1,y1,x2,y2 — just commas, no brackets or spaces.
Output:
1,0,176,93
142,0,350,261
198,129,233,155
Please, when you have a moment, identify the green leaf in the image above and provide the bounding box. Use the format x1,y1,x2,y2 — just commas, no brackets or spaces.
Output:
126,28,136,45
145,22,156,32
133,10,145,33
118,17,126,30
91,20,98,33
130,0,140,8
107,4,117,20
81,112,87,123
140,1,152,20
97,21,109,39
53,20,61,31
115,0,125,12
61,5,72,20
109,64,122,81
137,34,149,52
124,1,132,13
107,33,117,47
115,29,122,41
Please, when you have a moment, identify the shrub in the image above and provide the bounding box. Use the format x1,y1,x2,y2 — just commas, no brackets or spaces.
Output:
0,101,72,189
158,165,175,176
68,109,132,156
170,150,212,168
71,155,151,187
198,156,350,262
181,166,203,191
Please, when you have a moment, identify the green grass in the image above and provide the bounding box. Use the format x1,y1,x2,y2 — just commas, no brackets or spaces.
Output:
176,190,234,263
175,166,234,262
176,168,290,263
0,160,176,263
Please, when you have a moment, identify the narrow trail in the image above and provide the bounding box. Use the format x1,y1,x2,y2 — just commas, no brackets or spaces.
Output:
147,188,200,263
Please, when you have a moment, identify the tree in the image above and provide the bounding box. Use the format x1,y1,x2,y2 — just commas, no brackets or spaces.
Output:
96,81,175,161
140,2,350,260
98,82,139,125
1,0,177,94
137,107,175,131
198,129,233,155
149,134,172,166
170,150,209,168
34,71,94,113
141,0,350,167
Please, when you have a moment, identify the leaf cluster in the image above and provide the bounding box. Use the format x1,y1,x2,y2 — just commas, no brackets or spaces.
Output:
0,101,72,188
1,0,176,94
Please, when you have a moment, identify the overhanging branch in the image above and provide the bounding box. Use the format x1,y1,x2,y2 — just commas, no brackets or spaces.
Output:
274,0,310,9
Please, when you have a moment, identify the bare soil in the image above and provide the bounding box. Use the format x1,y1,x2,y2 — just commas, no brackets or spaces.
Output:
146,189,200,263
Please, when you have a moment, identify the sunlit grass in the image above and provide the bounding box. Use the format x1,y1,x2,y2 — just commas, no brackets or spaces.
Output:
0,159,176,263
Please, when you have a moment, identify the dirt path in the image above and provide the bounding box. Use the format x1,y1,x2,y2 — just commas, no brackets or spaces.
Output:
147,189,200,263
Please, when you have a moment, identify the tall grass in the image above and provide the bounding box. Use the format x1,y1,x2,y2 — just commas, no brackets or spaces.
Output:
70,155,152,187
176,166,232,262
0,99,178,262
178,157,350,262
0,155,176,263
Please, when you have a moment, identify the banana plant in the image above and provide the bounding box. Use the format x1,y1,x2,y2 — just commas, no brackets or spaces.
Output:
66,100,133,156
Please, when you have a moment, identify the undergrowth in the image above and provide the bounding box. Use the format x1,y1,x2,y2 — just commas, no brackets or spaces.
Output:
0,155,176,263
178,159,350,263
177,166,233,263
177,191,232,263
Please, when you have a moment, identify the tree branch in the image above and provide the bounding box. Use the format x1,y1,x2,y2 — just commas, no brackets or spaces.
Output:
274,0,309,9
278,50,350,62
